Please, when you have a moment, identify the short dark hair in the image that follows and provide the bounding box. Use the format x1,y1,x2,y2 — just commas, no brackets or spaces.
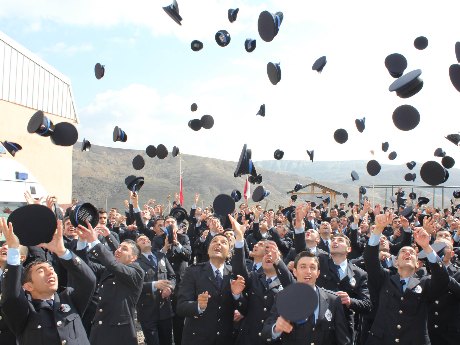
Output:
23,259,53,284
152,218,165,227
331,233,351,247
98,209,107,215
294,251,320,269
122,239,140,257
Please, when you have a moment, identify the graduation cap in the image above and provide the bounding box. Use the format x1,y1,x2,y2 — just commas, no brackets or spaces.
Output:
351,171,359,181
389,69,423,98
276,283,318,323
256,104,265,116
191,103,198,112
274,149,284,160
191,40,203,52
228,8,239,23
188,119,202,131
248,174,262,184
406,161,416,170
125,175,144,193
347,201,354,208
434,148,446,158
215,30,231,47
201,115,214,129
384,53,408,78
392,105,420,131
334,128,348,144
213,194,235,227
456,42,460,63
27,111,55,137
113,126,128,142
50,122,78,147
312,56,327,73
0,141,22,157
169,207,188,224
355,118,365,133
81,139,91,152
446,133,460,146
442,156,455,169
163,0,182,25
157,144,168,159
258,10,283,42
267,62,281,85
7,204,57,246
294,183,304,192
132,155,145,170
382,142,389,152
400,205,414,219
252,185,270,202
172,146,180,157
420,161,449,186
418,196,430,207
404,173,416,182
409,192,417,200
161,224,175,243
291,195,298,202
245,39,256,53
414,36,428,50
359,186,366,195
306,150,314,162
231,190,241,202
449,64,460,92
323,196,330,204
367,160,381,176
453,190,460,199
146,145,157,158
69,202,99,228
281,206,296,223
388,151,397,160
343,193,348,199
418,241,446,259
94,63,105,79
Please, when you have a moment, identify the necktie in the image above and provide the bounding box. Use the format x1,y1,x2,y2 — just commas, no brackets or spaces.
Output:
46,299,54,308
400,279,406,293
325,240,330,251
334,264,342,280
215,269,223,290
148,254,157,270
253,264,258,272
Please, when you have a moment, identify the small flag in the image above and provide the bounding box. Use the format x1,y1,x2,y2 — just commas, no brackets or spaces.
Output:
179,175,184,205
243,176,250,201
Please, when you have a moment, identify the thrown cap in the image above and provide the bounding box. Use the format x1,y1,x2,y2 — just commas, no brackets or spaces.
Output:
355,118,365,133
146,145,157,158
274,149,284,160
420,161,449,185
388,151,397,160
201,115,214,129
442,156,455,169
252,185,270,202
414,36,428,50
406,161,416,170
334,129,348,144
163,0,182,25
385,53,407,78
94,63,105,79
215,30,231,47
351,171,359,181
382,142,389,152
306,150,314,162
245,39,256,53
1,141,22,157
276,283,318,322
258,10,283,42
228,8,239,23
257,104,265,117
191,40,203,52
389,69,423,98
392,105,420,131
82,139,91,152
132,155,145,170
366,160,381,176
267,62,281,85
157,144,168,159
312,56,327,73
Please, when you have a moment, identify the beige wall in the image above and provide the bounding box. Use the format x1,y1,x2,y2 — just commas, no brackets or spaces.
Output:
0,100,75,204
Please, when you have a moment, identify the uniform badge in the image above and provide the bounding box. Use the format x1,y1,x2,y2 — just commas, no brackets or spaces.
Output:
60,304,71,313
325,309,332,321
160,259,165,267
349,277,356,287
414,285,422,294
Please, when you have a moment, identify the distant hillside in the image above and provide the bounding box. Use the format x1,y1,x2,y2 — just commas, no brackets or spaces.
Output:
72,144,459,212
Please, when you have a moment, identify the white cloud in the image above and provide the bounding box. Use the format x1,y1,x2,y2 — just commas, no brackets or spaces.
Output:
44,42,93,56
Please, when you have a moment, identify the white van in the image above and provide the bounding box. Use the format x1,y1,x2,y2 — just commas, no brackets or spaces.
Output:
0,155,48,217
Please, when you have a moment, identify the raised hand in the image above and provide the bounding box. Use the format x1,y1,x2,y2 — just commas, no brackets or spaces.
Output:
1,217,19,249
77,221,99,243
400,216,409,229
374,212,392,234
194,193,200,205
39,220,66,256
336,291,351,307
274,316,293,334
413,227,431,251
228,214,244,241
422,217,436,235
231,275,245,295
130,191,139,208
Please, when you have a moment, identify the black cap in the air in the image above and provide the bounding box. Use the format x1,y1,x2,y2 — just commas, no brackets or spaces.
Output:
146,145,157,158
434,148,446,158
267,62,281,85
389,69,423,98
446,133,460,146
274,149,284,160
392,105,420,131
245,39,257,53
132,155,145,170
157,144,168,159
82,139,91,152
442,156,455,169
50,122,79,147
351,171,359,181
94,63,105,79
215,30,231,47
188,119,202,131
163,0,182,25
382,142,389,152
406,161,416,170
201,115,214,129
312,56,327,73
172,146,180,157
1,141,22,157
252,185,270,202
306,150,314,162
414,36,428,50
367,160,381,176
449,64,460,93
191,103,198,112
420,161,449,186
228,8,239,23
258,10,283,42
385,53,407,78
334,129,348,144
231,190,241,202
113,126,128,142
388,151,397,160
355,118,365,133
191,40,203,52
404,173,416,182
257,104,265,117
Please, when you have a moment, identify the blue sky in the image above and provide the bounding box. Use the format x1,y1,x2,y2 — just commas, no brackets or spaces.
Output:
1,0,460,167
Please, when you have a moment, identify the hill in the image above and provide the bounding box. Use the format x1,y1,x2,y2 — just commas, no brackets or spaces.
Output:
72,144,459,212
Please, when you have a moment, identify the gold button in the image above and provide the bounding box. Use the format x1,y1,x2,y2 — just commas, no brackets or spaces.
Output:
99,309,103,312
37,325,42,329
434,325,438,328
217,332,220,335
62,341,67,345
258,333,262,336
397,325,401,329
263,308,267,311
435,300,439,304
399,310,403,314
395,339,399,343
99,321,103,325
57,321,62,327
435,312,438,316
400,297,404,301
113,282,116,285
99,297,102,300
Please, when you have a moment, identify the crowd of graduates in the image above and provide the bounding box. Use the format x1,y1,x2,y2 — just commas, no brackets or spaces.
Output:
1,188,460,345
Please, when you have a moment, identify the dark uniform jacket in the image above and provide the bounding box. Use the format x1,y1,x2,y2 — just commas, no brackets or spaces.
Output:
231,246,294,345
427,269,460,345
0,267,17,345
86,243,144,345
136,252,176,322
177,261,236,345
0,252,96,345
262,286,352,345
363,243,449,345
